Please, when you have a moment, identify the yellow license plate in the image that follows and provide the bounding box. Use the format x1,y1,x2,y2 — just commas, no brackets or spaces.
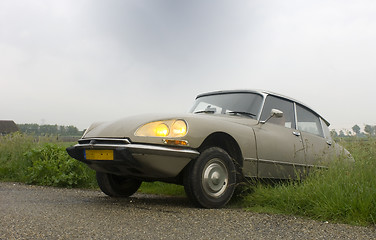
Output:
85,150,114,160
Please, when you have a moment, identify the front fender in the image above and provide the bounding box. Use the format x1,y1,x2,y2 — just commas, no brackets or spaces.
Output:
183,116,258,177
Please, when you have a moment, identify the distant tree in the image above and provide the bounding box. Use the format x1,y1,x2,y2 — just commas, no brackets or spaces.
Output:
330,129,338,138
17,124,82,136
352,125,361,136
364,125,375,136
339,130,346,137
18,123,39,135
66,125,80,135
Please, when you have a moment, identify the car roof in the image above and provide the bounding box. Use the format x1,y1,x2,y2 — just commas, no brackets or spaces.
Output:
196,89,330,126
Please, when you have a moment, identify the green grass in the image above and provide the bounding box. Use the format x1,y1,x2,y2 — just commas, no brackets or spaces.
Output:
0,133,96,188
0,133,184,193
1,133,375,226
0,133,37,182
24,143,97,188
242,139,376,226
139,181,186,196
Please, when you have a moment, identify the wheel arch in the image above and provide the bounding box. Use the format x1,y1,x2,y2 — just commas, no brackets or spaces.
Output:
198,132,244,180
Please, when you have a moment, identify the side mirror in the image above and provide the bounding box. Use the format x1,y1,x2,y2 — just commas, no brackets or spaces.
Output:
271,109,283,118
260,109,284,124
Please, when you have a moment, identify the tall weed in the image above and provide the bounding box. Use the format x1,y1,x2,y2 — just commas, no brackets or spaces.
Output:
0,133,96,188
24,143,96,188
0,133,35,181
243,139,376,226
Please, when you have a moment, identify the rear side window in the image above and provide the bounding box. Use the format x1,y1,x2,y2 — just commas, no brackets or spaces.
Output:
321,118,332,140
260,95,296,129
296,104,324,137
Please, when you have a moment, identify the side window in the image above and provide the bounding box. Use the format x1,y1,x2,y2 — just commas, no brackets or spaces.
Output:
296,105,324,137
260,96,296,128
321,118,332,140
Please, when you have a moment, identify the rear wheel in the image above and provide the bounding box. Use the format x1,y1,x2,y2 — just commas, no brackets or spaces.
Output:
184,147,236,208
96,172,142,197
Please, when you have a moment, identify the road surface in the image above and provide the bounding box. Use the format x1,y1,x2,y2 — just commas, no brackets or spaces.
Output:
0,182,375,239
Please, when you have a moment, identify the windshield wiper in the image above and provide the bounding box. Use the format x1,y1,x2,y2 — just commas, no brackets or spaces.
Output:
227,111,256,118
194,110,216,114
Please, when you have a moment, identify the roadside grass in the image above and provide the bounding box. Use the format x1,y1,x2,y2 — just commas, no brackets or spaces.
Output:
139,182,186,197
242,139,376,226
1,133,375,226
0,133,184,194
0,133,40,182
24,143,97,188
0,133,96,188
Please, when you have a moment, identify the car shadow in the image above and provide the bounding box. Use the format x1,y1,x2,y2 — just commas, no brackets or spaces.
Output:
85,192,194,210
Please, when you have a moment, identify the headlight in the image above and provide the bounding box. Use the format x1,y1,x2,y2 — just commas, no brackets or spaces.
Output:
155,123,170,137
135,119,188,138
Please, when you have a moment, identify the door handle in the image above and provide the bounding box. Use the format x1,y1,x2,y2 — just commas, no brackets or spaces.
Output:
292,131,301,137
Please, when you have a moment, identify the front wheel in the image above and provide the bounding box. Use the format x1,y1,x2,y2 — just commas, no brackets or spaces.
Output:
96,172,142,197
184,147,236,208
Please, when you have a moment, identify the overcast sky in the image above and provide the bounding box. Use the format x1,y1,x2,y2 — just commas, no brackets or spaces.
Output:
1,0,375,131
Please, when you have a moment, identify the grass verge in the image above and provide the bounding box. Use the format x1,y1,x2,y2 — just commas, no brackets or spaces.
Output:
242,139,376,226
0,133,184,194
1,134,375,226
0,133,96,188
139,182,186,197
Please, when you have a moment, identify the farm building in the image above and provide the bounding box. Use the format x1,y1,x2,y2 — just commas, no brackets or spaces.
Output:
0,120,19,135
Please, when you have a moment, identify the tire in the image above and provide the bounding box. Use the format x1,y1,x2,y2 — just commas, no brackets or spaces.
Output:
184,147,236,208
96,172,142,197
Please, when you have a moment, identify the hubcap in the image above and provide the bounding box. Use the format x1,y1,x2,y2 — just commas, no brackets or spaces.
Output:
202,158,228,197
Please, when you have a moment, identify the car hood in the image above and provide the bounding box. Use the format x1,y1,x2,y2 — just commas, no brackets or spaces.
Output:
82,113,259,140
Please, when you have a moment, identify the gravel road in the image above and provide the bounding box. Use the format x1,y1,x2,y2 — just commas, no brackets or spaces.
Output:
0,182,374,240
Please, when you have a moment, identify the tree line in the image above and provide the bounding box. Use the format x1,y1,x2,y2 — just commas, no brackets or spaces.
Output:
331,124,376,138
17,124,83,136
17,123,375,138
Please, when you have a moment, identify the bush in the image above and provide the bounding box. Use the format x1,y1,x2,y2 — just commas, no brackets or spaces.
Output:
24,143,96,188
0,133,96,188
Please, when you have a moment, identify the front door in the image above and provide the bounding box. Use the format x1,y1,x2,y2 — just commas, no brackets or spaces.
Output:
254,124,305,179
255,96,305,179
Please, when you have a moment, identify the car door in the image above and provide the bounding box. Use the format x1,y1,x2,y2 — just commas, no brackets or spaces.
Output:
254,95,305,179
296,104,335,167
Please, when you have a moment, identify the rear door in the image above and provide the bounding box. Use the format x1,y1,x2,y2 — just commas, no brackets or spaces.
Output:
254,96,305,179
296,104,335,166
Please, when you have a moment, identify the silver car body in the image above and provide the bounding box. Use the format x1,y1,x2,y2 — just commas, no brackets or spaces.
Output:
68,89,350,181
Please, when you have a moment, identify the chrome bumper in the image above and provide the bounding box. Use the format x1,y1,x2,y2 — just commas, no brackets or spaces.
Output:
66,138,200,178
73,140,199,159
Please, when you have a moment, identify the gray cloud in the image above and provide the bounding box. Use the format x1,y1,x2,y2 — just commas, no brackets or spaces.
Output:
1,0,375,130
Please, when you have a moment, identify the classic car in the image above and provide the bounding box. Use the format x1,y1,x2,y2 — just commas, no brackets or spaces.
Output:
66,90,352,208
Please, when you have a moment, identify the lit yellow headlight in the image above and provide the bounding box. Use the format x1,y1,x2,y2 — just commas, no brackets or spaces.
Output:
171,120,187,137
155,123,169,137
135,119,188,138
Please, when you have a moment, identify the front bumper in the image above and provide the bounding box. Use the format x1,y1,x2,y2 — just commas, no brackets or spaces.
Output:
66,138,199,179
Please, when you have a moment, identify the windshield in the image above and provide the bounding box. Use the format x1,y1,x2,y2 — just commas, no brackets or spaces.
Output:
189,92,263,119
